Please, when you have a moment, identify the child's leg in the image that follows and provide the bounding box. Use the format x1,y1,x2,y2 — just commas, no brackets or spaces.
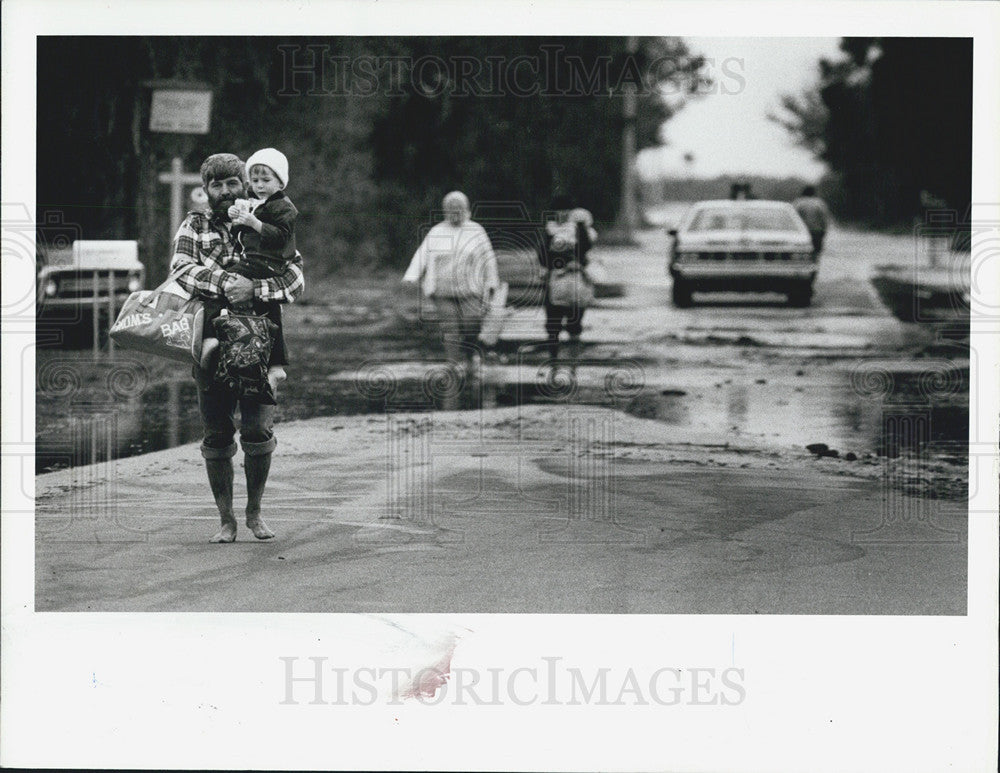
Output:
267,365,286,395
199,302,224,373
265,302,288,395
259,295,288,394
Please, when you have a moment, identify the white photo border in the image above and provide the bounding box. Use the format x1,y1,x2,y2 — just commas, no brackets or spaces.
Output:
3,1,998,771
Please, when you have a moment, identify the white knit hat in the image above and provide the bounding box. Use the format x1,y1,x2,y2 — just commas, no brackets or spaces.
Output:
245,148,289,187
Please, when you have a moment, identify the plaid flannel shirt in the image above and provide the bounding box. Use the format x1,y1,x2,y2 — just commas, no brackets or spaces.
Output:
169,210,304,303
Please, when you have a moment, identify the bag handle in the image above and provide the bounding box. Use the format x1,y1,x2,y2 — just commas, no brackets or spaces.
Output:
137,267,197,306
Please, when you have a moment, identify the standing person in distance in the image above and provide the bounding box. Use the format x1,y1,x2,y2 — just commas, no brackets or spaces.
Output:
404,191,500,380
793,185,831,256
538,193,597,376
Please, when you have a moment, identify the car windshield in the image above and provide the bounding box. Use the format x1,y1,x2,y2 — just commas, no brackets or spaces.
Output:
687,206,799,232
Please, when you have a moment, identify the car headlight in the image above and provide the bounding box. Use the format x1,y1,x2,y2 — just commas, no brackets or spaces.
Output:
44,279,59,297
127,274,142,292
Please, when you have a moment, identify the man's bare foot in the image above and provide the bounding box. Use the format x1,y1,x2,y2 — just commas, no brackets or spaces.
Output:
209,520,237,543
246,514,275,540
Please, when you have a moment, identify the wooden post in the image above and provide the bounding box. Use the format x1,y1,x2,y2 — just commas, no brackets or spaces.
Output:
158,157,203,236
92,271,100,356
107,270,116,355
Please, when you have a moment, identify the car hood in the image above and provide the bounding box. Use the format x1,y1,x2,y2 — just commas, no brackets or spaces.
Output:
677,230,812,250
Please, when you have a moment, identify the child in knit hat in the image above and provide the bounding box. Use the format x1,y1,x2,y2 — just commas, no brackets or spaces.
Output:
201,147,299,400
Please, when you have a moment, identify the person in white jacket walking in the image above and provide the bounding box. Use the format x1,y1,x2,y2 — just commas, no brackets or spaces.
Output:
404,191,499,377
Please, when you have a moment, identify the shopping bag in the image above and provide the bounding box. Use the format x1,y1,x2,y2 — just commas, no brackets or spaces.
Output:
109,274,204,364
548,266,595,309
212,310,278,404
478,282,509,347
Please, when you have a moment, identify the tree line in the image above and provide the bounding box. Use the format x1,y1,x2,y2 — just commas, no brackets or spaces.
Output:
771,37,972,239
37,37,707,282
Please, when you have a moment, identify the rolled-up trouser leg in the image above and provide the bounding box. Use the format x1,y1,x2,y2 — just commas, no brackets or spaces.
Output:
203,450,236,516
197,378,239,542
239,396,277,539
198,376,239,455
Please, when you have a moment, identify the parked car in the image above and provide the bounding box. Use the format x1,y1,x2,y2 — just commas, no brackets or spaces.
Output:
667,200,818,307
37,240,144,321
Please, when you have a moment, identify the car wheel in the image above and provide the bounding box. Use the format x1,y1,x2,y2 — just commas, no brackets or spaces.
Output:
672,279,693,308
787,284,813,308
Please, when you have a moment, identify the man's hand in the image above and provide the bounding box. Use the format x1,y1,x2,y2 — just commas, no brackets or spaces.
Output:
224,274,255,305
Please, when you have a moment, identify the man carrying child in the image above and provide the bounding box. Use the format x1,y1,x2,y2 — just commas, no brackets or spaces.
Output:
201,147,298,401
169,152,304,543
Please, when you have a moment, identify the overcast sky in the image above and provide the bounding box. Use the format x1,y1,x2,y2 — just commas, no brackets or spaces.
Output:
637,37,844,181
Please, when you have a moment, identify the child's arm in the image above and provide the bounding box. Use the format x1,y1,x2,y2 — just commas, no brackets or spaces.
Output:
236,198,297,251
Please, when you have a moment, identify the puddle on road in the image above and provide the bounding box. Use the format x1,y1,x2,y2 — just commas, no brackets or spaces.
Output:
35,378,207,474
36,359,969,473
624,376,968,458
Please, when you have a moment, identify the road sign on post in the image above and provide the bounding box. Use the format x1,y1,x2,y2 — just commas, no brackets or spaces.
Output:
149,89,213,134
145,80,214,235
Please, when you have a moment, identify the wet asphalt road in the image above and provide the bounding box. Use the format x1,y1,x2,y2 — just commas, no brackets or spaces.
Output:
534,224,968,455
34,224,968,613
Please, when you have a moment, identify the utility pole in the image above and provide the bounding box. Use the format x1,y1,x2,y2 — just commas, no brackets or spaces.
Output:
617,36,639,242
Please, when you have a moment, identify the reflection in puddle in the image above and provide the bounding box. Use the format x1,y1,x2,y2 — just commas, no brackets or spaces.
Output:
624,369,968,459
36,363,968,473
36,377,205,473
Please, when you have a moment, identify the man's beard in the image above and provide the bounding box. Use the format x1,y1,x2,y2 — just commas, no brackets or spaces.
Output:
207,191,238,219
